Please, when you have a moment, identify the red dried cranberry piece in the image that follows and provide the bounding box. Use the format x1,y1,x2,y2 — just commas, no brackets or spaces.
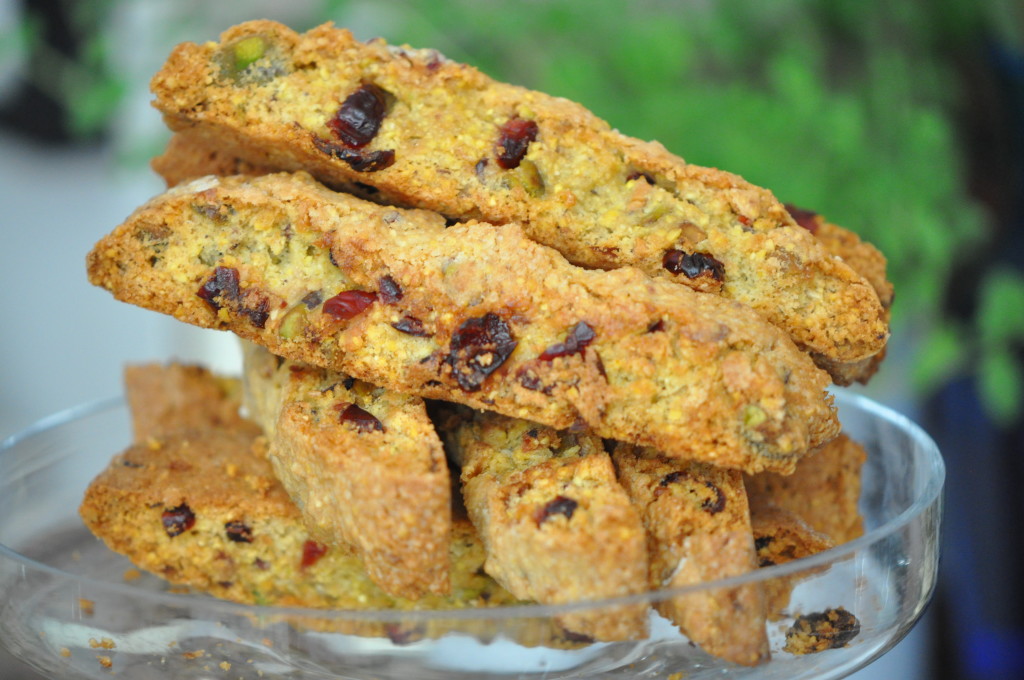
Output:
646,319,666,333
378,275,403,304
701,481,727,514
242,294,270,329
662,249,725,281
495,117,538,169
197,266,240,311
784,203,820,234
392,315,428,336
301,540,328,569
312,134,395,172
444,313,518,392
162,503,196,537
225,521,254,543
538,321,596,361
336,403,385,433
323,290,377,321
327,83,390,148
534,495,578,525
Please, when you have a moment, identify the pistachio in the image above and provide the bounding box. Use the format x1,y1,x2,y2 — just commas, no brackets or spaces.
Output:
743,404,767,428
278,304,308,340
232,36,267,71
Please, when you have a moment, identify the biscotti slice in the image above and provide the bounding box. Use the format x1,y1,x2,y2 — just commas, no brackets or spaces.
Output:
87,172,838,474
78,427,517,622
124,362,261,442
150,20,888,383
611,443,769,666
240,341,451,599
745,433,867,545
750,503,835,620
447,409,648,641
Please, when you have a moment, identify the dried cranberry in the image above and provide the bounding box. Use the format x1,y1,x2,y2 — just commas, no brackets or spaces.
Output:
737,215,753,227
495,117,538,169
301,540,328,569
162,504,196,537
538,321,596,361
662,249,725,281
392,315,428,336
474,158,489,182
242,294,270,329
658,471,686,488
701,481,727,514
312,134,395,172
784,204,820,234
342,376,357,391
378,275,403,304
534,495,578,525
323,290,377,321
336,403,385,433
197,266,240,311
444,313,518,392
327,83,390,148
517,368,543,391
754,535,773,552
646,319,666,333
225,521,254,543
254,558,269,570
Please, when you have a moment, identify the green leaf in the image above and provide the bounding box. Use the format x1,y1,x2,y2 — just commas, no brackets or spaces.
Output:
978,269,1024,347
979,348,1024,425
912,323,968,396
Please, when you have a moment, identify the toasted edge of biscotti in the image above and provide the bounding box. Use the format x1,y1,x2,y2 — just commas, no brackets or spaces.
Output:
124,362,261,442
612,443,769,666
449,410,649,641
240,341,452,599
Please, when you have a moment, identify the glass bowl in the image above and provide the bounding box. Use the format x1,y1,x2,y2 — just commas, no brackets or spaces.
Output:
0,390,942,680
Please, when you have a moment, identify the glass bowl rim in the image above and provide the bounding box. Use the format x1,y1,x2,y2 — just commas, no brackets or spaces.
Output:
0,389,944,624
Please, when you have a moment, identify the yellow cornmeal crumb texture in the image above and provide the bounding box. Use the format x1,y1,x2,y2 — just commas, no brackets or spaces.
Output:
613,443,769,667
150,20,889,384
241,342,452,599
86,172,840,474
451,410,649,641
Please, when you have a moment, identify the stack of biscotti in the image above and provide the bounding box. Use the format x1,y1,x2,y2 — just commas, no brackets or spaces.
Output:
80,19,887,665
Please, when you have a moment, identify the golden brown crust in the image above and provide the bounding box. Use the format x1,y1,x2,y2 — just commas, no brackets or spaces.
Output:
449,411,648,641
612,444,769,666
123,362,260,442
745,433,867,545
87,172,839,474
240,342,451,599
149,21,888,383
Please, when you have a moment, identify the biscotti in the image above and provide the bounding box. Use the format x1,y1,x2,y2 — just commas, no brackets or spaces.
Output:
745,433,867,545
78,423,516,620
150,20,888,384
87,172,839,474
448,409,648,641
241,341,451,599
124,362,261,442
611,443,769,666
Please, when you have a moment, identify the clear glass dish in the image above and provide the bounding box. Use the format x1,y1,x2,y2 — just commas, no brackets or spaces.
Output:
0,390,942,680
